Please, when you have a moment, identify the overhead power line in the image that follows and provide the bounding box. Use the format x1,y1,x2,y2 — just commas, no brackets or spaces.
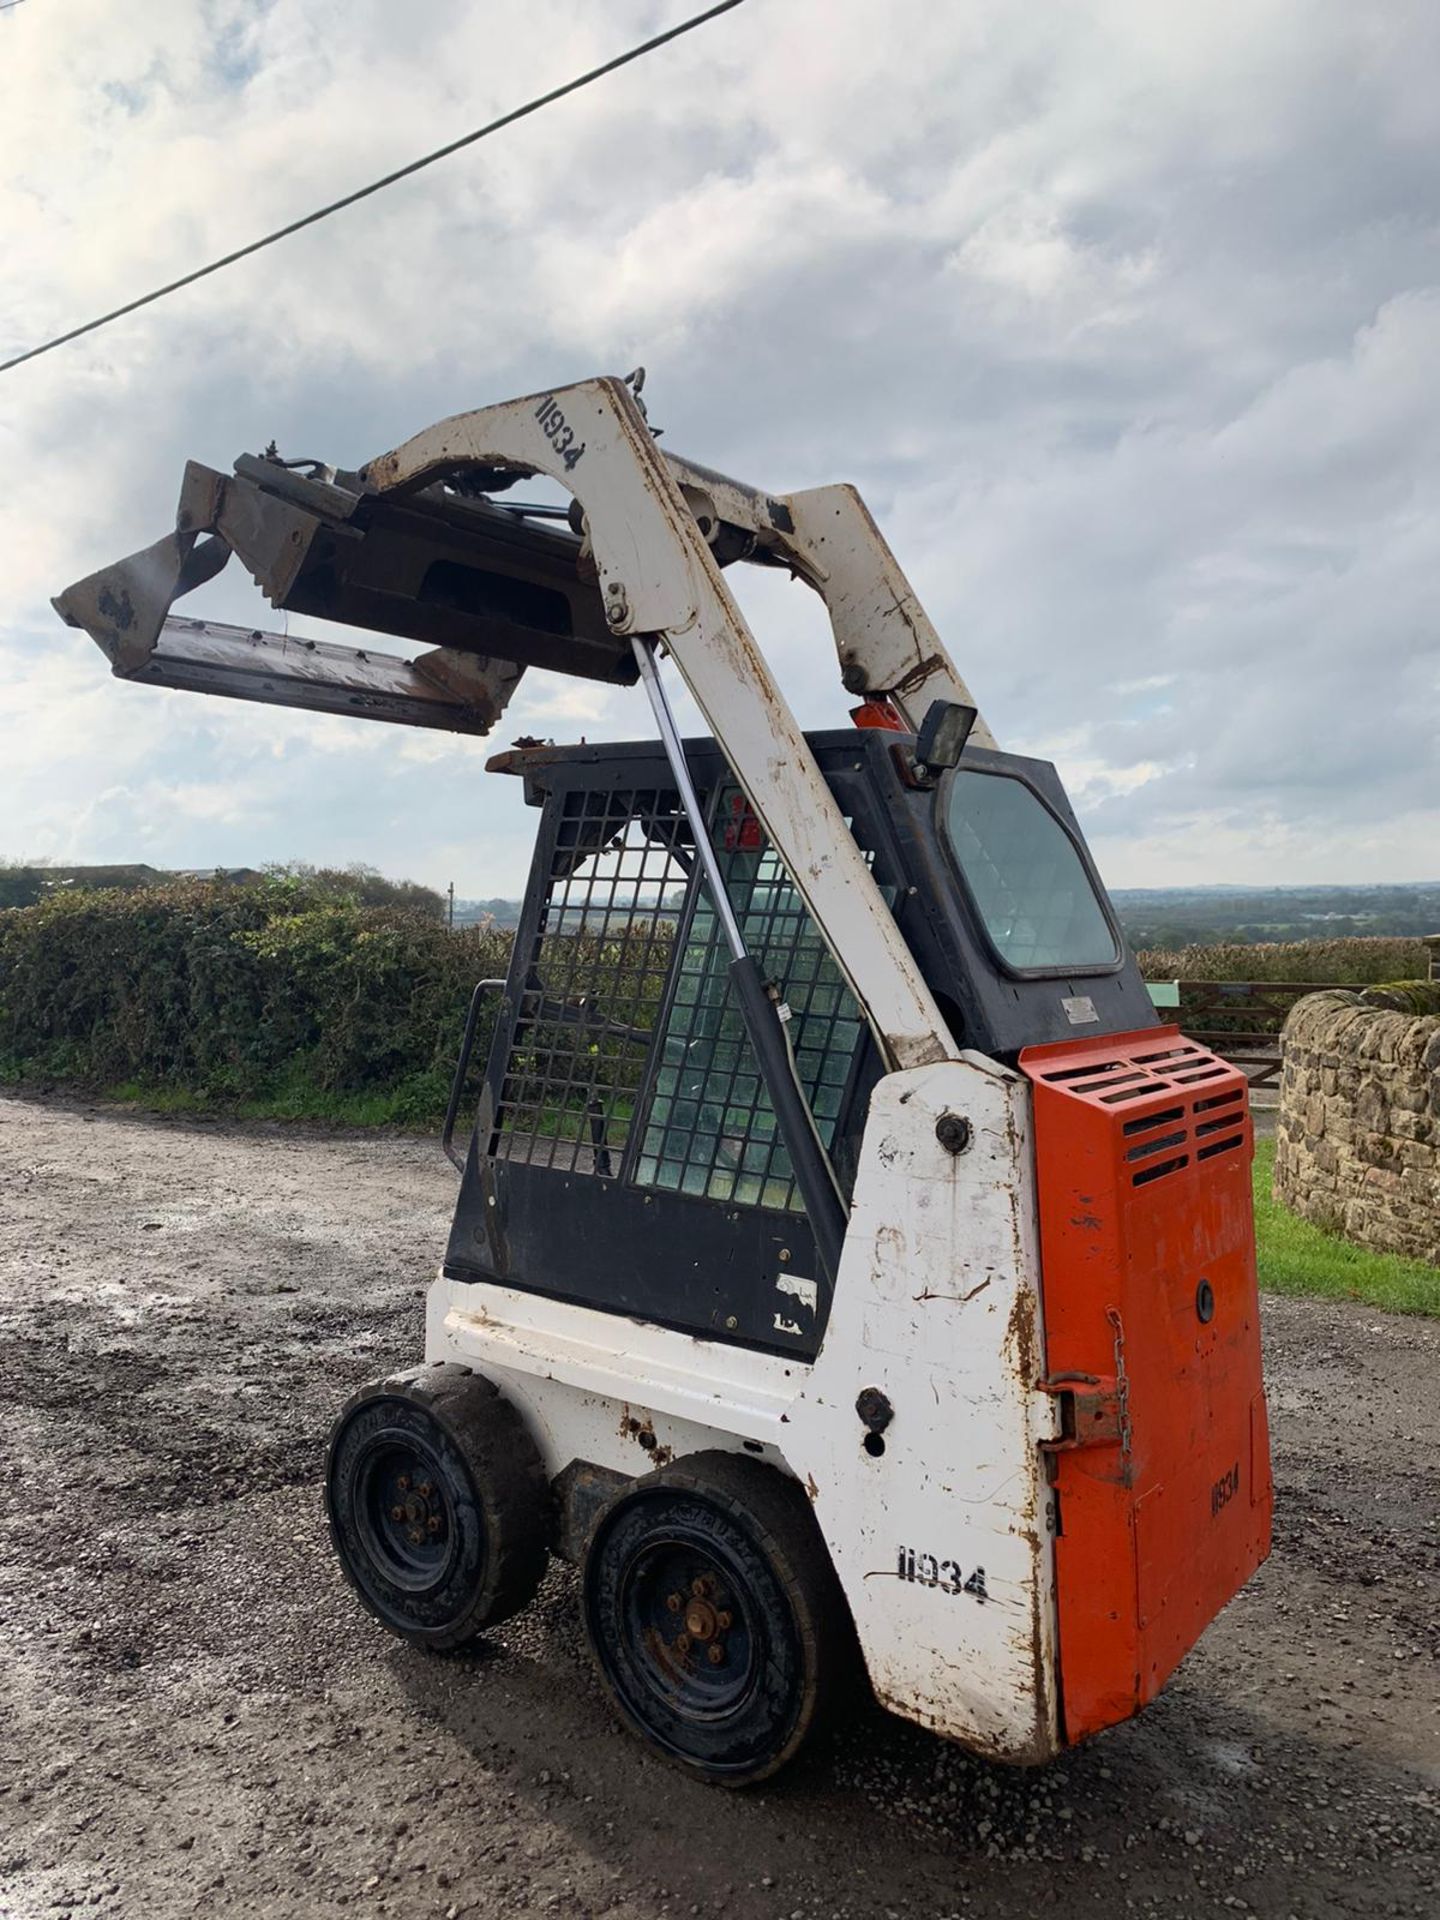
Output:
0,0,748,375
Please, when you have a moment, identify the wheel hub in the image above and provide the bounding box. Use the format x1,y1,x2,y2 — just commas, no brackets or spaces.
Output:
626,1549,752,1710
663,1574,731,1658
356,1441,454,1587
684,1597,719,1640
387,1476,445,1543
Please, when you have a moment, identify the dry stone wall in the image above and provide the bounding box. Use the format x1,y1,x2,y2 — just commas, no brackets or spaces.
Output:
1275,990,1440,1265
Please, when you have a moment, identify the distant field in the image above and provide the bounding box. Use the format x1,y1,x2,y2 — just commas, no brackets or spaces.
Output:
1112,880,1440,949
9,867,1436,949
449,887,1440,952
1135,936,1430,983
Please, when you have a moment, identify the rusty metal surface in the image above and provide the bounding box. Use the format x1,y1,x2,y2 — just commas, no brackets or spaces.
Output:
619,1406,674,1468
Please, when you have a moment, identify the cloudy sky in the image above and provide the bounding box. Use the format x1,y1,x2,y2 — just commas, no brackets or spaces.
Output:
3,0,1436,898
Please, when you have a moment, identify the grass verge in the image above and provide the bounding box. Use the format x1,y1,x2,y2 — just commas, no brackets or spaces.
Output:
105,1068,453,1129
0,1060,451,1130
1253,1138,1440,1317
103,1081,448,1128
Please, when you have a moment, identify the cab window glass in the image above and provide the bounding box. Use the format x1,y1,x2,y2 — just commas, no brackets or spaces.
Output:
942,771,1117,972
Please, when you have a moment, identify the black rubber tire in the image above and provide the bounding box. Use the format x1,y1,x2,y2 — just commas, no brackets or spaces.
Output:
581,1450,852,1787
324,1362,548,1650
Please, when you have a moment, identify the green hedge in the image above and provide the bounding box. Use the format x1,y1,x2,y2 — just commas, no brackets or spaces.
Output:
4,890,1431,1128
0,879,514,1122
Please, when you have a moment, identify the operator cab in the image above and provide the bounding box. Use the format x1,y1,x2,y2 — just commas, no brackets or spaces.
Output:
446,724,1157,1356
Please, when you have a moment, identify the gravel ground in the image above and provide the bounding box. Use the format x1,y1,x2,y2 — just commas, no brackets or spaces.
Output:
1,1091,1436,1920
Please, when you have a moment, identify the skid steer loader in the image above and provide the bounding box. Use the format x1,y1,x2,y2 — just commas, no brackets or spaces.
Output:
56,373,1272,1784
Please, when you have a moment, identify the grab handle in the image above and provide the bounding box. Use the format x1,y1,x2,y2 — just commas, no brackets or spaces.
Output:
442,979,507,1173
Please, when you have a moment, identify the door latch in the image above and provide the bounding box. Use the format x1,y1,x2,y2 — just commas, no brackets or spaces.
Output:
1039,1372,1124,1452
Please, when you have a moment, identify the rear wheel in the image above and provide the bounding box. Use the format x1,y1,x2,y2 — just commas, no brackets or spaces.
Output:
325,1363,548,1649
582,1451,851,1786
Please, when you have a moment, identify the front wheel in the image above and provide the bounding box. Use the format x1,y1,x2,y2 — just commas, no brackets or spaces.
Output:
325,1363,548,1650
582,1451,852,1786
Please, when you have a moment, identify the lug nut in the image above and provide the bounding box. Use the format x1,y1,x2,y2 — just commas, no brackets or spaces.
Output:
675,1633,691,1654
396,1476,410,1492
716,1610,732,1630
390,1505,405,1522
665,1592,684,1613
427,1515,442,1533
707,1643,725,1666
407,1527,423,1546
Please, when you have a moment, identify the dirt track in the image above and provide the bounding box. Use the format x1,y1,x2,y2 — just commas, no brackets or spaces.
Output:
1,1091,1437,1920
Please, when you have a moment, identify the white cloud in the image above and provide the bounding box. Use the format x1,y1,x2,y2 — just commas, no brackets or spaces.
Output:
2,0,1436,897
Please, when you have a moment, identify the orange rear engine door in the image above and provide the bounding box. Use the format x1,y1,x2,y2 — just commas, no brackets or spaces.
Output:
1020,1027,1273,1743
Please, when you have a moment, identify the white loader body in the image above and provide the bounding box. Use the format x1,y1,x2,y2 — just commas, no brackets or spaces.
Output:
429,1052,1062,1762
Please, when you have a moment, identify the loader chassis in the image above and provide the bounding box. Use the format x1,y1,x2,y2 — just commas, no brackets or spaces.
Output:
54,374,1273,1782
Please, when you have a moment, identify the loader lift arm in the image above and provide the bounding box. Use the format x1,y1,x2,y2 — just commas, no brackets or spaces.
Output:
55,376,981,1080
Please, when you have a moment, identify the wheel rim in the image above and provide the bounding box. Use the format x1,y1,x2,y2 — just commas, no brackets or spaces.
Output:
617,1535,760,1723
350,1427,459,1593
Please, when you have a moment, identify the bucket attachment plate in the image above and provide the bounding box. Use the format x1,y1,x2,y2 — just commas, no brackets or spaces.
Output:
127,617,523,734
53,450,638,738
